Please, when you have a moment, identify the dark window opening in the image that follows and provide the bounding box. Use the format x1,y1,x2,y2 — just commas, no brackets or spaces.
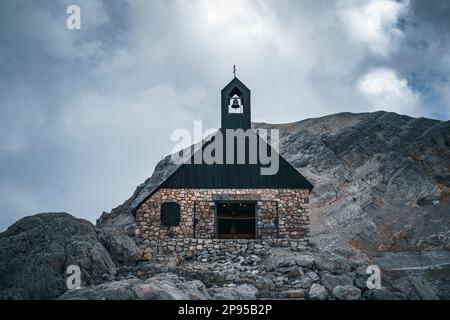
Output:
217,202,256,239
161,202,181,227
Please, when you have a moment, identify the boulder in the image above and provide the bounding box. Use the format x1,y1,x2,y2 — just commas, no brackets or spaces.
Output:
276,257,297,268
309,283,327,300
295,255,314,268
332,285,361,300
320,273,354,292
98,228,142,264
0,213,116,300
59,273,211,300
383,275,443,300
212,284,259,300
306,271,320,282
313,255,340,273
363,288,395,300
291,276,314,290
288,289,305,299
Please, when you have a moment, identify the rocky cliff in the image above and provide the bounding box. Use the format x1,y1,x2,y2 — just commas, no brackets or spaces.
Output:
266,111,450,253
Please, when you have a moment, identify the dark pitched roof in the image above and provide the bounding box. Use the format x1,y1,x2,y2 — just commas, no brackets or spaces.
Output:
133,130,313,214
222,77,250,94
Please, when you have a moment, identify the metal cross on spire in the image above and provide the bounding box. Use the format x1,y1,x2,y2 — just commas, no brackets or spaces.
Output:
233,65,237,78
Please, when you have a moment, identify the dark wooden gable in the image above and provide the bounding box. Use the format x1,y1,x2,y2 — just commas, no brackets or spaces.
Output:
159,130,313,190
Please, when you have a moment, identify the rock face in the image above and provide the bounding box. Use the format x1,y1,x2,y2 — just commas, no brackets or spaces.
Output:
59,273,211,300
332,285,362,300
210,284,259,300
263,112,450,253
97,228,142,265
320,273,354,292
309,284,327,300
0,213,116,299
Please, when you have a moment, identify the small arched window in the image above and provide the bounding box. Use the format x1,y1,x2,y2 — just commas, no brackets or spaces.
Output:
160,202,181,227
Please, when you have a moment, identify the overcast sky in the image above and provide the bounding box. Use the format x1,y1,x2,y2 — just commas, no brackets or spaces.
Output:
0,0,449,230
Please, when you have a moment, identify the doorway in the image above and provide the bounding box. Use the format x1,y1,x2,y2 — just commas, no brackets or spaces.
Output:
216,202,256,239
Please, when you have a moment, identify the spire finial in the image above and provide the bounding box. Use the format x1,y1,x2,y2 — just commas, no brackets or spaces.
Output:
233,65,237,78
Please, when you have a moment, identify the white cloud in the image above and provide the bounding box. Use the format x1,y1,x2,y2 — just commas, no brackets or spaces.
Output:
340,0,409,57
0,84,45,153
180,0,295,56
20,1,110,60
357,68,421,116
60,84,208,140
56,83,210,216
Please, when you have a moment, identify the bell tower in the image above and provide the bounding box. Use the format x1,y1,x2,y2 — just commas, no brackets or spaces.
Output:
221,68,251,130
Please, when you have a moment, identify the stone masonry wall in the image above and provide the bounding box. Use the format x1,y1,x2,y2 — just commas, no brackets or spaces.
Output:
135,188,310,245
140,238,310,261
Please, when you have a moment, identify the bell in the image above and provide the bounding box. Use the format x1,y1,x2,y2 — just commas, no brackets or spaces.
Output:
231,98,240,109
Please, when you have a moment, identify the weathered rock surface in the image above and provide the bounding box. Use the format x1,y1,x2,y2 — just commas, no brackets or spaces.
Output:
362,288,394,300
59,273,211,300
0,213,116,299
265,112,450,253
309,284,327,300
98,228,142,265
210,284,259,300
321,273,354,292
332,285,362,300
295,255,315,268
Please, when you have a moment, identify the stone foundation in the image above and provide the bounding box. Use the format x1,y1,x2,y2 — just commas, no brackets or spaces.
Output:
140,238,310,261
